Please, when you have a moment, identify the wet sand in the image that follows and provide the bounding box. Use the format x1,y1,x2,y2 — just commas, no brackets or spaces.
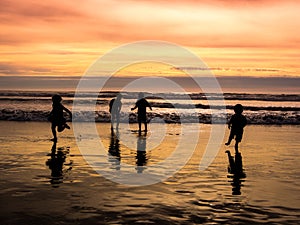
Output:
0,121,299,224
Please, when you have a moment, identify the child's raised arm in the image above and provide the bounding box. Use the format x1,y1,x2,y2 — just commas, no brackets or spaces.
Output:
63,105,72,117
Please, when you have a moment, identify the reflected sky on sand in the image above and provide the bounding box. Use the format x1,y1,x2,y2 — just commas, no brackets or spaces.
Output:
0,122,299,224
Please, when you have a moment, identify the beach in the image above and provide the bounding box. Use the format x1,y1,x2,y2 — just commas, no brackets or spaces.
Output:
0,121,299,224
2,0,300,224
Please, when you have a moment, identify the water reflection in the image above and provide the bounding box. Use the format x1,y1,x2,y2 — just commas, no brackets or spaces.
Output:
108,127,121,170
225,150,246,195
45,142,72,188
136,134,148,173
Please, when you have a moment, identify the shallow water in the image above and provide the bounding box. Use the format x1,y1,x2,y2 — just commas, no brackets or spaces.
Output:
0,121,299,224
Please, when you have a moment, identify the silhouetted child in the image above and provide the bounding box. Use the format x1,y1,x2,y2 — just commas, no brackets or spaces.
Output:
109,93,122,129
48,94,72,142
225,104,247,153
131,92,152,135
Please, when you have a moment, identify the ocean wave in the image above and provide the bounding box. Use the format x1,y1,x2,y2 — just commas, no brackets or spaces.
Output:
0,91,299,102
0,91,117,99
0,98,108,105
1,97,298,112
1,109,299,125
151,102,300,111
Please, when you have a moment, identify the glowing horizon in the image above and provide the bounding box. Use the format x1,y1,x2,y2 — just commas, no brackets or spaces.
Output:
1,0,300,77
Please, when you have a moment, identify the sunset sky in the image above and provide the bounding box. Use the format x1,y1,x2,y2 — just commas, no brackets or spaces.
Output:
1,0,300,77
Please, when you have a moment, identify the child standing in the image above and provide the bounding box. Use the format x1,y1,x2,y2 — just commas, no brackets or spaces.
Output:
225,104,247,153
48,94,72,142
131,92,152,135
109,93,122,129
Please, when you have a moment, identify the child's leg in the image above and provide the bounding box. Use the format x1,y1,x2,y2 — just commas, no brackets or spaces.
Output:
111,114,115,128
225,132,234,145
116,114,120,129
64,123,70,129
234,141,239,153
58,118,69,132
235,132,243,153
225,139,232,145
138,121,142,134
57,124,65,132
51,124,57,141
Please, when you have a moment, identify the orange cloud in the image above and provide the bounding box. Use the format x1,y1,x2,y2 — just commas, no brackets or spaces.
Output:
0,0,299,76
1,0,299,47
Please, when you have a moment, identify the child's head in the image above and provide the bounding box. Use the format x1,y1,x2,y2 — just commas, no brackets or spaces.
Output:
52,94,62,104
116,93,122,100
138,92,144,99
234,104,243,114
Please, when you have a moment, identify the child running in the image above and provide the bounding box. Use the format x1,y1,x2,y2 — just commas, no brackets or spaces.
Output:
225,104,247,153
48,94,72,142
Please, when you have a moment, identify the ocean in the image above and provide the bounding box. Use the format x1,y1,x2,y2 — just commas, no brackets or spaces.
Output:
0,90,299,125
1,75,299,124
